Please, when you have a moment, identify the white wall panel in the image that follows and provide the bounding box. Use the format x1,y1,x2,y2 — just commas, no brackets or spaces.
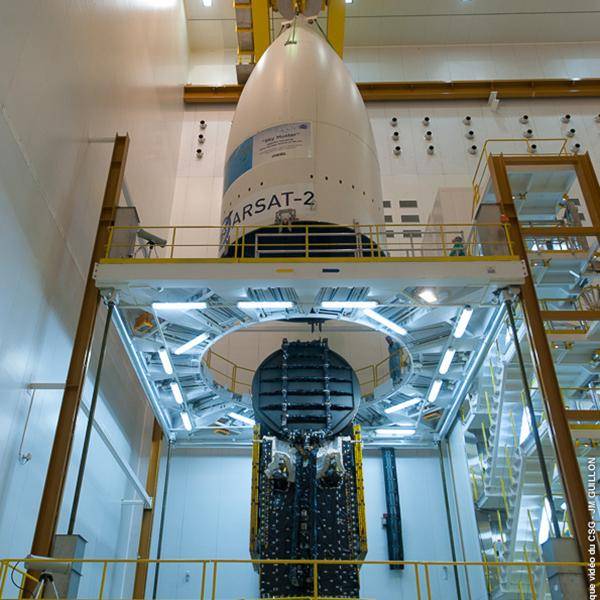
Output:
156,447,458,599
0,0,188,592
173,97,600,259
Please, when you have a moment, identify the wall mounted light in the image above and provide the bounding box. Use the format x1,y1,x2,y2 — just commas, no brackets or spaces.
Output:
561,114,571,123
465,130,475,139
453,306,473,338
519,115,529,124
170,381,184,405
418,289,437,303
428,379,443,403
320,301,378,309
422,116,431,126
390,116,398,127
393,145,402,156
364,308,407,335
468,145,478,155
237,301,294,310
427,145,435,155
424,130,433,140
384,397,422,414
228,411,255,426
153,302,208,311
375,428,416,437
566,128,576,137
158,348,173,375
439,348,456,375
174,332,210,355
463,116,472,125
181,411,192,431
523,129,533,139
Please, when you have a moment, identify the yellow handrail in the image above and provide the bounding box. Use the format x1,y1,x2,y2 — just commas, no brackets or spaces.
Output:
205,346,409,397
0,557,585,600
101,222,517,263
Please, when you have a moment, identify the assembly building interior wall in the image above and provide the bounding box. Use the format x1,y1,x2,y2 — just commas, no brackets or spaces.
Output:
154,447,457,599
172,97,600,243
0,1,188,596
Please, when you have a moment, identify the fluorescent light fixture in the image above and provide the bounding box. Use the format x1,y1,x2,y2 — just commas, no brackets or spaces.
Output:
152,302,207,310
202,0,212,6
428,379,443,403
439,348,456,375
453,306,473,339
237,301,294,310
364,308,407,335
384,397,422,414
375,428,416,437
345,0,353,3
181,411,192,431
520,410,531,444
418,289,437,303
170,381,184,405
158,348,173,375
228,411,255,426
174,332,210,355
321,301,378,310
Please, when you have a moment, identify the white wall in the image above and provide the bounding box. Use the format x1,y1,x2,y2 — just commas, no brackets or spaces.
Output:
188,42,600,85
155,447,458,600
0,0,188,594
173,97,600,246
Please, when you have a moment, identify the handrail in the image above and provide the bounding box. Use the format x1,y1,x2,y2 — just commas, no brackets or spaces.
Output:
204,346,409,396
0,557,585,600
101,222,517,263
471,138,569,214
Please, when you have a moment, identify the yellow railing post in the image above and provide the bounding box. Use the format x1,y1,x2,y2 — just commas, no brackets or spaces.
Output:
200,560,207,600
98,561,108,599
312,561,318,600
211,561,218,600
0,560,7,599
105,226,115,258
170,227,177,259
305,224,310,258
231,365,237,393
414,563,422,600
440,224,447,256
424,563,432,600
526,562,537,600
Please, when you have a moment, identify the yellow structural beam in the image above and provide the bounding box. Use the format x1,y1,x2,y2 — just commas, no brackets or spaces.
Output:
251,0,270,62
326,0,345,58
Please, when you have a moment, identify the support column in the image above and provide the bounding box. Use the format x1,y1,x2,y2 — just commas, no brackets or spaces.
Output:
25,135,129,595
327,0,346,58
132,420,163,600
489,155,593,564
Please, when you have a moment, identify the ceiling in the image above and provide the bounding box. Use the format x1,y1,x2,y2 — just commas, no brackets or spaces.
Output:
185,0,600,52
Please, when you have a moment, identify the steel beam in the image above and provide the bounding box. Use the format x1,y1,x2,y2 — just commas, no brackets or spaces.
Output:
326,0,345,58
250,0,270,62
25,135,129,596
133,420,163,600
183,78,600,104
488,154,594,565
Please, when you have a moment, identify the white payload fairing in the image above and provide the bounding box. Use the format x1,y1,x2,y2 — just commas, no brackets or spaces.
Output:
220,15,383,254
